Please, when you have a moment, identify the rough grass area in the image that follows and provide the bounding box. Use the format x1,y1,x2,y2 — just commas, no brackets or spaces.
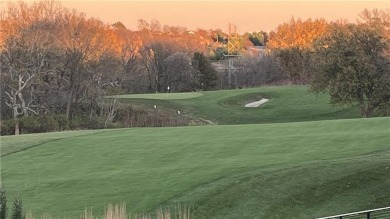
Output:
1,117,389,218
115,86,361,125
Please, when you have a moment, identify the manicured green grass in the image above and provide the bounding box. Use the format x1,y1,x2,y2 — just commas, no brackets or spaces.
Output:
112,92,203,100
115,86,361,124
0,129,112,157
1,117,389,218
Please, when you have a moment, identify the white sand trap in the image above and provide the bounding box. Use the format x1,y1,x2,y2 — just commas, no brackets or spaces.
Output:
245,98,269,108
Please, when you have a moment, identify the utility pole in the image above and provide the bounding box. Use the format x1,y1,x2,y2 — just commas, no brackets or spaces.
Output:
224,23,242,88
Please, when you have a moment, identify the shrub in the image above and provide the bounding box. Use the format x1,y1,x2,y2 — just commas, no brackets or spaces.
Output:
86,116,105,129
19,116,40,134
12,196,24,219
70,115,106,130
0,187,6,219
69,116,90,130
39,114,58,132
54,114,69,131
0,119,15,136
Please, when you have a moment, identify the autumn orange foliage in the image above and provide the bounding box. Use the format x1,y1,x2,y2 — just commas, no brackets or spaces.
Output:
268,18,329,49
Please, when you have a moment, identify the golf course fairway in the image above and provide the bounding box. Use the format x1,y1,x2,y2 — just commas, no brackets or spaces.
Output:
1,117,389,218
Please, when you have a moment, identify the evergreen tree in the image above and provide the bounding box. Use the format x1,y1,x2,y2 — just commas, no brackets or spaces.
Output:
12,197,24,219
192,52,218,90
0,188,6,219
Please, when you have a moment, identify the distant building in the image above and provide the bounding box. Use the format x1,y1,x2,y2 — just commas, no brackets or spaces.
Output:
247,46,267,59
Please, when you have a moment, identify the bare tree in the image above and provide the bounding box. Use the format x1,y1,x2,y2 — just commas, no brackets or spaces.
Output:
240,54,286,87
109,26,144,93
57,9,109,118
139,42,175,92
1,23,59,134
137,19,150,32
150,19,161,33
164,52,195,92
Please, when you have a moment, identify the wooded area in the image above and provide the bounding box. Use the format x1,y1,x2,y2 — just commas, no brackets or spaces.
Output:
0,1,389,135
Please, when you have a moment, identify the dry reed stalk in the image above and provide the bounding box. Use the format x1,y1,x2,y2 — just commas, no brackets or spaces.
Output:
105,203,127,219
25,202,192,219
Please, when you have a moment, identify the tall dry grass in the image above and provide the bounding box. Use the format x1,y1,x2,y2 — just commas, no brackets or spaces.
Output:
25,203,193,219
104,203,127,219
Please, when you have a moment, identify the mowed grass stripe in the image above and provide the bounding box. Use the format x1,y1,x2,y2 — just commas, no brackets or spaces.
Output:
1,117,389,218
111,92,203,100
0,129,118,156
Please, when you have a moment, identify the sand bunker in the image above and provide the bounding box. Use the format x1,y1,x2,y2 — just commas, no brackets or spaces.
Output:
245,98,269,108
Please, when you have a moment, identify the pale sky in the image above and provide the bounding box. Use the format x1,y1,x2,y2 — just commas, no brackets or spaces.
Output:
1,1,389,33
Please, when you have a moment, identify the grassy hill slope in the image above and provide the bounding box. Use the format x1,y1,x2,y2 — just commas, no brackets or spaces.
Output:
114,86,361,125
1,117,389,218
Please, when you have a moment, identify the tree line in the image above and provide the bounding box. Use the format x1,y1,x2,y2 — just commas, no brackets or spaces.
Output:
0,1,389,135
268,9,390,117
0,1,223,135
